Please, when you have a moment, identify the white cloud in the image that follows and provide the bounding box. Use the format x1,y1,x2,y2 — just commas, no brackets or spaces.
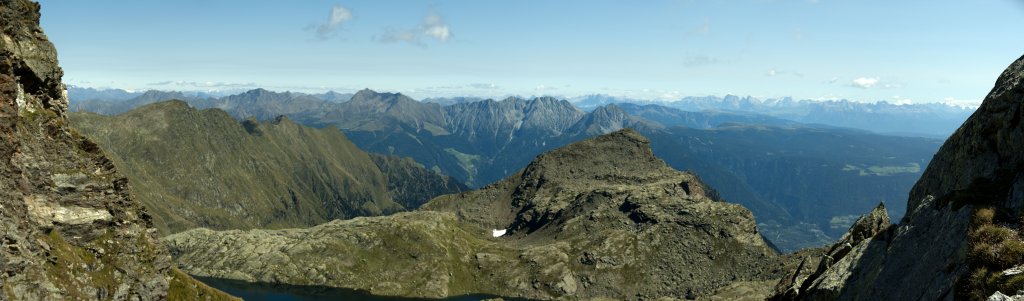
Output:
314,5,353,40
851,77,880,89
766,69,778,77
378,11,453,46
943,97,983,108
422,12,451,42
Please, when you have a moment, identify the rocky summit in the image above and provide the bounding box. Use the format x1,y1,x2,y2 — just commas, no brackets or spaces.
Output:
770,54,1024,300
165,129,786,300
0,1,234,300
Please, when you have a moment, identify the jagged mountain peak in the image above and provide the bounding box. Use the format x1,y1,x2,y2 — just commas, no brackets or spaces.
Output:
569,104,664,136
351,88,414,103
243,87,270,95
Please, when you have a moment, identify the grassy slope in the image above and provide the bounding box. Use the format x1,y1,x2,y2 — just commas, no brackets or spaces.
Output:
69,100,403,234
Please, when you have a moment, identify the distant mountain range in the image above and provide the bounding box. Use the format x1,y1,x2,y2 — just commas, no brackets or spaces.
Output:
69,88,974,139
571,94,975,138
66,88,955,251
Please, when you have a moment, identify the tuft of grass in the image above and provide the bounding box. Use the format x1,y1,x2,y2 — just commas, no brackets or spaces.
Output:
974,208,996,226
959,207,1024,300
168,268,241,301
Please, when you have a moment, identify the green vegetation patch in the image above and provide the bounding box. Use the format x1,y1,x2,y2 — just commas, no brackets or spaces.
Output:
829,214,860,230
444,147,481,183
841,163,920,176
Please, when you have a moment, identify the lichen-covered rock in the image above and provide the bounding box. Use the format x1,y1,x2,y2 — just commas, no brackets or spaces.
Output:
990,291,1024,301
0,1,235,300
166,129,786,300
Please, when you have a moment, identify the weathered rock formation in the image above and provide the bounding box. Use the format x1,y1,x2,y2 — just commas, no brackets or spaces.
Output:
0,1,234,299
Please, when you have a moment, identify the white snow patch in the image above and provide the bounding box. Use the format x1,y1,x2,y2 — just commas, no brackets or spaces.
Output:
492,229,507,237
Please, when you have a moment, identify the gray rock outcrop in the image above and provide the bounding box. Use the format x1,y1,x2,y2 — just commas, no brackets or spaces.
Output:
0,1,235,299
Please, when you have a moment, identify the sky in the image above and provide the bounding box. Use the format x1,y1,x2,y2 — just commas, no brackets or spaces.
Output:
36,0,1024,105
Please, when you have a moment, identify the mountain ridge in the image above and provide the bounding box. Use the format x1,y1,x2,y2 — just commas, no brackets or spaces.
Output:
70,100,466,235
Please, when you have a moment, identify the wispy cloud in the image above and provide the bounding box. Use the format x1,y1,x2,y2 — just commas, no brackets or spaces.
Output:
534,85,557,92
422,12,451,42
692,18,711,35
682,54,723,68
890,96,913,105
377,10,453,46
148,81,258,88
467,83,499,90
765,69,804,78
851,77,880,89
311,5,353,40
377,28,422,46
942,97,982,108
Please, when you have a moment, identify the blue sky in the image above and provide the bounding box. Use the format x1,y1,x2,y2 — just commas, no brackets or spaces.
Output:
37,0,1024,105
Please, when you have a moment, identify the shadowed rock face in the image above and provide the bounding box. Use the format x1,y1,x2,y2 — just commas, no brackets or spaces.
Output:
772,54,1024,301
165,129,786,300
0,1,236,299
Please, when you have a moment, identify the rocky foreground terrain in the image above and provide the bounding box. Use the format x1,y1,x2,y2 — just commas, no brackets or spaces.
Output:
165,129,788,300
0,1,233,299
769,54,1024,300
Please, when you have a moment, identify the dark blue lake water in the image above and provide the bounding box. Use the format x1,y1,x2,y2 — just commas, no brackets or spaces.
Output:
195,277,528,301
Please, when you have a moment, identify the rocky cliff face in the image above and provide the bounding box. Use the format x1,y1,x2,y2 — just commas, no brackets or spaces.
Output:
165,129,785,300
0,1,234,299
772,54,1024,300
